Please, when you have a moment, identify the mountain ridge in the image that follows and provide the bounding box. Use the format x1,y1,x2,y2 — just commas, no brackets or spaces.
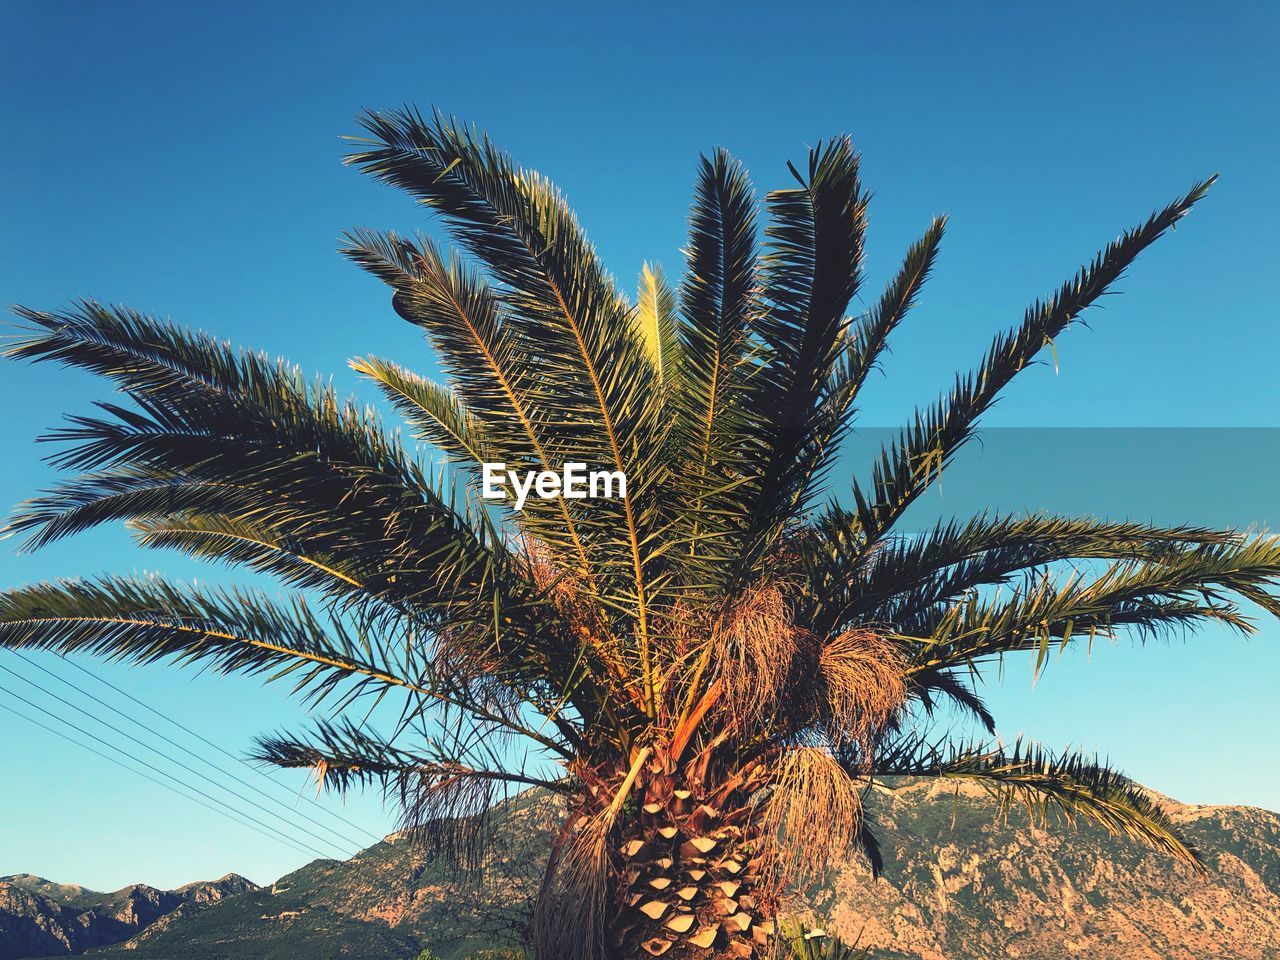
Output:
0,873,257,959
4,783,1279,959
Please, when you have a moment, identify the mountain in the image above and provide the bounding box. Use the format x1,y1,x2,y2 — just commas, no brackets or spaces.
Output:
87,790,556,960
817,780,1280,959
0,873,255,959
6,782,1280,959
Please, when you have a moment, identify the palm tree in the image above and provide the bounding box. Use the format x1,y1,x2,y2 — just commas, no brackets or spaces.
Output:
3,108,1276,960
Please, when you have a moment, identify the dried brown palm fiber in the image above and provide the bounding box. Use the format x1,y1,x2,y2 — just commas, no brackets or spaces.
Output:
758,746,862,888
523,540,653,711
708,584,800,725
432,621,527,714
818,628,908,752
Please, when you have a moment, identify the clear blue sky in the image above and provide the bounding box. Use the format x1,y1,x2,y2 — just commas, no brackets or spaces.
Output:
2,1,1278,891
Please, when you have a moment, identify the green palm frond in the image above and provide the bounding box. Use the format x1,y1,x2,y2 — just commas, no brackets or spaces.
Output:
838,217,947,403
908,667,995,734
346,110,666,487
11,462,427,634
340,228,596,575
349,109,673,700
6,303,508,620
905,535,1280,675
673,149,760,574
635,262,680,385
351,355,496,465
725,138,869,582
252,718,563,794
874,737,1202,869
0,575,407,703
806,218,948,511
340,229,541,460
808,511,1241,635
0,574,574,759
7,464,257,553
128,513,372,601
849,177,1217,548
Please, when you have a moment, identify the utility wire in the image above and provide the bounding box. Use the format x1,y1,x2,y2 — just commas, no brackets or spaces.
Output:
0,682,335,861
10,650,373,850
52,652,383,844
0,662,353,860
0,699,320,860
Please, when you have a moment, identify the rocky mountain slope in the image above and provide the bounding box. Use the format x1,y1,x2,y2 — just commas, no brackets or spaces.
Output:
819,780,1280,959
6,782,1280,959
0,873,255,959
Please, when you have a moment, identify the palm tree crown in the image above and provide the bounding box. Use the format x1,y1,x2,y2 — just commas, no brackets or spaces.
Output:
4,107,1274,960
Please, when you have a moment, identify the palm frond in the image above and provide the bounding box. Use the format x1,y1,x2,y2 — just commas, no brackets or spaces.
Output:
349,108,671,698
345,111,665,485
906,535,1280,674
341,229,597,576
6,465,256,553
0,574,576,759
128,513,371,601
5,303,511,623
838,217,947,402
789,222,948,541
253,717,563,794
635,262,680,385
908,667,996,735
850,177,1216,547
0,575,406,704
255,718,562,868
351,355,496,465
340,230,539,458
674,149,760,573
874,737,1202,869
726,138,869,581
808,510,1242,635
855,812,885,878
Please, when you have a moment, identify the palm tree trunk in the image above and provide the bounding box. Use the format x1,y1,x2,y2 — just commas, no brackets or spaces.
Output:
607,750,777,959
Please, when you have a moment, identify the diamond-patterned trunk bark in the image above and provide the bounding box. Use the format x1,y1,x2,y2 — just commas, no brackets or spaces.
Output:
608,752,776,959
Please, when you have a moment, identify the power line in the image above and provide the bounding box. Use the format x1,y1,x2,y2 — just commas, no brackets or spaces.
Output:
53,652,383,845
10,650,374,850
0,662,353,860
0,681,336,861
0,699,321,860
0,659,355,857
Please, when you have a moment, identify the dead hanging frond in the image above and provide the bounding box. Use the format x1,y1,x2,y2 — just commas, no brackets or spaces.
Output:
760,747,862,889
533,808,613,960
709,583,801,724
396,761,507,871
819,629,908,753
533,746,651,960
433,622,523,708
253,717,527,873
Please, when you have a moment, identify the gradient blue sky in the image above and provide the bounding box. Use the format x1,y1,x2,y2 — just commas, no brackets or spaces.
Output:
3,1,1279,891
